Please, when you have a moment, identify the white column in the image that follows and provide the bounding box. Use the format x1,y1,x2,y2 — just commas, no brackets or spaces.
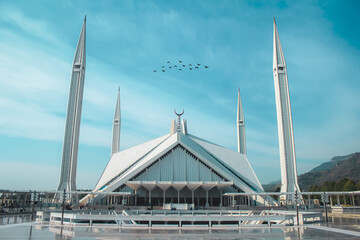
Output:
206,191,209,207
219,190,222,207
163,189,166,204
149,190,152,206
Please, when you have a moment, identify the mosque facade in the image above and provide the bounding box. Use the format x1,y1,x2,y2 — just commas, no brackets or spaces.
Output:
57,18,300,207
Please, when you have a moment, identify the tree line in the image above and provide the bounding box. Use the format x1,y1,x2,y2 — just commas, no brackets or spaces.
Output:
309,178,360,192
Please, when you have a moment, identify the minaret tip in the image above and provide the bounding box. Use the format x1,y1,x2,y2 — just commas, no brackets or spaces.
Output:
111,87,121,156
273,17,276,24
84,15,87,22
237,89,246,155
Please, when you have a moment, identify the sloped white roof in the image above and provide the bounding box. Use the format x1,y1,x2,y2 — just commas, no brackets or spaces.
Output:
94,134,170,191
107,133,179,189
93,130,264,194
178,134,262,192
188,134,263,191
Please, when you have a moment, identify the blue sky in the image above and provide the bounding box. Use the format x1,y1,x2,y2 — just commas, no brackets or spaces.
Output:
0,0,359,190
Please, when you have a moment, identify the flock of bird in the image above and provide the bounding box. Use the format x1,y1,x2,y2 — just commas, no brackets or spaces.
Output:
153,60,209,73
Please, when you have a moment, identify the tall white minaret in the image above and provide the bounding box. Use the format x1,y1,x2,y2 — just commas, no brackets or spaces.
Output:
111,87,121,155
237,88,246,155
273,19,301,203
57,17,86,199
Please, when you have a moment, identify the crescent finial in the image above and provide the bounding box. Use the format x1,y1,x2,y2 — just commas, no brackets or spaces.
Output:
174,109,184,117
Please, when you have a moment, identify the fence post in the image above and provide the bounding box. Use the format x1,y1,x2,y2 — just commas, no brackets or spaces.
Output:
61,189,66,225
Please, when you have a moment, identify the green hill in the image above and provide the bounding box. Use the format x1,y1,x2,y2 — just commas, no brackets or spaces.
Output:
298,152,360,191
262,152,360,192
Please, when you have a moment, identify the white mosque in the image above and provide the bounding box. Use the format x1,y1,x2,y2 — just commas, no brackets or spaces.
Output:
57,17,300,207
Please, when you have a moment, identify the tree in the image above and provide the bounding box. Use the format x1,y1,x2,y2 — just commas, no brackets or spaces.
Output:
321,181,335,191
343,179,357,191
334,178,349,191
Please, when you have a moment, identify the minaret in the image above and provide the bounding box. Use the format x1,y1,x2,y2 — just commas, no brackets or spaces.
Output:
237,88,246,155
57,17,86,199
111,87,121,156
273,19,301,203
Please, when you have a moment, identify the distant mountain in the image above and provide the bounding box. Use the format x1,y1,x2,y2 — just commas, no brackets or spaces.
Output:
309,154,352,173
262,152,360,192
262,182,280,192
299,152,360,191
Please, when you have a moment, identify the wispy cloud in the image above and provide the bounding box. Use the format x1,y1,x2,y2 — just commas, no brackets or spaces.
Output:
0,1,359,190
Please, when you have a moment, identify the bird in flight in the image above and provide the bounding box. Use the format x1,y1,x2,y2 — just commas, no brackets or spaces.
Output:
153,61,209,73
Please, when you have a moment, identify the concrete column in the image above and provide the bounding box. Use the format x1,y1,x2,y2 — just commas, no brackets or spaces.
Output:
232,196,235,208
330,196,333,207
219,190,222,207
352,195,355,206
135,190,137,206
149,190,152,206
17,195,20,209
308,195,311,208
206,191,209,207
191,191,194,205
248,195,251,207
163,189,166,204
177,190,180,203
337,195,340,205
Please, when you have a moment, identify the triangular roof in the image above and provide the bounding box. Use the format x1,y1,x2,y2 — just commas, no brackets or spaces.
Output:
92,129,263,194
188,134,263,190
94,134,171,191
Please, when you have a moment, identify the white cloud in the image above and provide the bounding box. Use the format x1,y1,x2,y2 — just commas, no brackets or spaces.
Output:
0,5,64,47
0,1,359,190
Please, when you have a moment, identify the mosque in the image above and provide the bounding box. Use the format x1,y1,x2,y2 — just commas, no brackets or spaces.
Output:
57,17,300,207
